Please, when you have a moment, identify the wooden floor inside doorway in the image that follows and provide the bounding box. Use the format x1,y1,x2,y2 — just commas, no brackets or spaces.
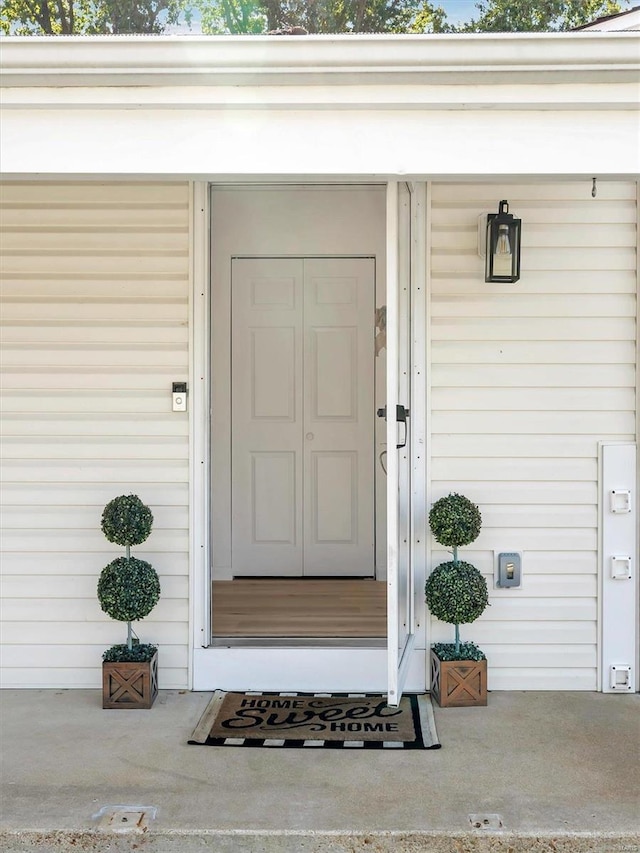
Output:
212,578,387,638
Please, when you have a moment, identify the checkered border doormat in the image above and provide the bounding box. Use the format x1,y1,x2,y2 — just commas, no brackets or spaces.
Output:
188,691,441,749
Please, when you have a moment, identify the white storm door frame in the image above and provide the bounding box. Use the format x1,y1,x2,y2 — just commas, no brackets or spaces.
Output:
190,181,427,694
386,181,416,706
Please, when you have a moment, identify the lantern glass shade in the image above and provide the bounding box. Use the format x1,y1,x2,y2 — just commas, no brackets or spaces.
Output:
485,200,521,283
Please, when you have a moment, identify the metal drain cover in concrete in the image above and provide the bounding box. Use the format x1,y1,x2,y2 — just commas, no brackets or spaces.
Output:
95,805,156,832
468,813,504,830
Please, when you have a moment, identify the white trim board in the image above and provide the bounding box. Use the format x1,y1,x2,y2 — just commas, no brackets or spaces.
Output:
3,34,638,177
190,181,211,682
2,33,638,87
193,646,426,694
3,111,638,178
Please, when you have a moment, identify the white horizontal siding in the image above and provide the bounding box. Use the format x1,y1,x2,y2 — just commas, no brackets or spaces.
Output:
1,415,189,437
2,326,187,344
1,437,189,459
432,317,635,340
432,412,634,434
1,575,188,599
429,181,637,691
2,598,188,623
0,181,191,689
2,459,188,482
2,390,186,413
0,530,187,552
0,668,188,688
434,364,636,387
432,551,597,582
432,458,597,481
1,504,189,529
1,552,188,577
1,621,187,645
1,344,187,365
0,483,188,505
432,341,635,364
488,670,596,691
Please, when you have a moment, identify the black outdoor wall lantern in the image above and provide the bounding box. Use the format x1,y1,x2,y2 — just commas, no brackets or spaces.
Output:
484,200,521,284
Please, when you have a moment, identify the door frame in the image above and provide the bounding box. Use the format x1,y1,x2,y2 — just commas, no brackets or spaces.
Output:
209,185,390,584
387,181,415,705
189,181,429,692
387,181,429,704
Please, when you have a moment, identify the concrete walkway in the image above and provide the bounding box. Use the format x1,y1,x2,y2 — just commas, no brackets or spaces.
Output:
1,689,638,852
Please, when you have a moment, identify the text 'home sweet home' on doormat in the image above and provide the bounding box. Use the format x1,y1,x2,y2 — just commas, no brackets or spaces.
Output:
188,691,441,749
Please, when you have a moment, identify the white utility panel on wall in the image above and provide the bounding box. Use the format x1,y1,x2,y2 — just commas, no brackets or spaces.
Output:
600,443,637,693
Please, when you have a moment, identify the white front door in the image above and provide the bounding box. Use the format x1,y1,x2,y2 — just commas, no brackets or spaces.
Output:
231,256,375,577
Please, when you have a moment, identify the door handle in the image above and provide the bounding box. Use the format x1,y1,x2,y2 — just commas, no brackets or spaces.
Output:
376,404,410,449
395,404,410,449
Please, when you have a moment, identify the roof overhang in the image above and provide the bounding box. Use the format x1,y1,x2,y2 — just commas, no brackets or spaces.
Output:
575,6,640,31
2,32,639,87
1,34,639,179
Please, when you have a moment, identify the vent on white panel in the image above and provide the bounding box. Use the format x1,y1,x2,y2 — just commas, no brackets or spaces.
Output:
610,490,631,514
609,665,633,692
611,556,632,580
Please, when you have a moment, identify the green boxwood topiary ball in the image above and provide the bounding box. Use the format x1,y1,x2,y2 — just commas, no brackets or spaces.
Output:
424,560,488,626
97,556,160,623
101,494,153,547
429,493,481,549
432,641,486,662
102,643,158,663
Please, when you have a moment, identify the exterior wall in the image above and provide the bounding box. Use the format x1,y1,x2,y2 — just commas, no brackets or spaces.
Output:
1,177,637,692
0,181,191,688
429,180,638,690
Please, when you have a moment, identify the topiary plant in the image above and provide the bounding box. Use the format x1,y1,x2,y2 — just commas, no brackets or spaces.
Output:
101,494,153,548
425,493,488,660
97,495,160,661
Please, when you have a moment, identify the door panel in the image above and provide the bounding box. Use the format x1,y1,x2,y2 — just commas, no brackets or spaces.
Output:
310,327,356,419
251,327,296,420
232,259,303,575
311,451,356,543
251,452,297,544
232,256,374,578
303,258,375,576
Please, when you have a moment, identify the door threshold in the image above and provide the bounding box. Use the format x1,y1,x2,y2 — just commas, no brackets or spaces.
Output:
209,637,386,649
193,645,427,693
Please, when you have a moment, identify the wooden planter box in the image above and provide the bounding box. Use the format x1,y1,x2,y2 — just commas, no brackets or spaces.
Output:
430,650,487,708
102,651,158,710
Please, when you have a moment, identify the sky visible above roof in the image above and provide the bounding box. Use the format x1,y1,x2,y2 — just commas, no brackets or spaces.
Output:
438,0,478,25
171,1,480,33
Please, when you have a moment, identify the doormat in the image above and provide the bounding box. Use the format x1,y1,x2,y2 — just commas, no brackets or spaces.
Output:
188,691,441,749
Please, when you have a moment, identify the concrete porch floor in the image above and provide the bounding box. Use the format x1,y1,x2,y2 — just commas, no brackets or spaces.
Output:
0,689,638,853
